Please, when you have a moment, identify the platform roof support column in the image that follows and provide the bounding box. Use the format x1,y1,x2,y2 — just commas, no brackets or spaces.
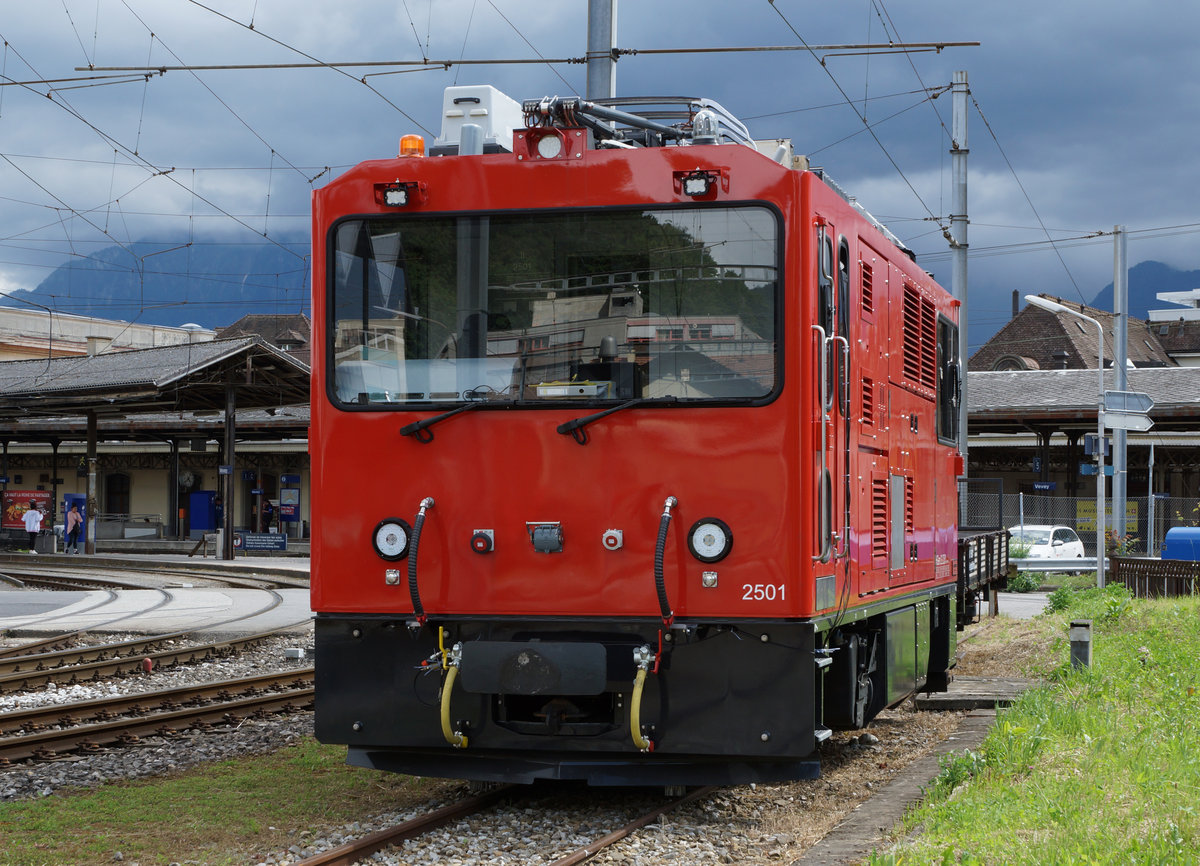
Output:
49,439,60,527
169,438,180,540
86,411,97,555
221,383,236,560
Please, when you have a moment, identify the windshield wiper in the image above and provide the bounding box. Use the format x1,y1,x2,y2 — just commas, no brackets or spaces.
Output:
557,396,677,445
401,393,513,443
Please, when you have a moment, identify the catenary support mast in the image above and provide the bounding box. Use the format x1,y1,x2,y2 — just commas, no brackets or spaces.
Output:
586,0,617,101
1112,225,1128,539
951,70,969,466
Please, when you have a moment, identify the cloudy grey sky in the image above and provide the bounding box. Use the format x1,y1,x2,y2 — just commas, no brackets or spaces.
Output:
2,1,1198,348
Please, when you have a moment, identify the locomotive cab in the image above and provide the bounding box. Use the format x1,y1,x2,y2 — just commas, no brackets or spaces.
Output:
309,85,965,787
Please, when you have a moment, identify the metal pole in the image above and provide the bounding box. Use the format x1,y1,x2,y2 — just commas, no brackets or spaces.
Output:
951,70,969,466
1023,294,1106,587
1113,225,1128,539
169,439,180,539
1095,315,1106,588
86,411,98,555
222,384,236,560
586,0,617,101
1148,441,1156,555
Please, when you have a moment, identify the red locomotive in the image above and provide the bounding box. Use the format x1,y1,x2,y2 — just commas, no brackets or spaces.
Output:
309,85,1001,786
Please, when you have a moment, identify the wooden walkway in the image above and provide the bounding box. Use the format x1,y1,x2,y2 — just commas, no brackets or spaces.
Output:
914,675,1038,710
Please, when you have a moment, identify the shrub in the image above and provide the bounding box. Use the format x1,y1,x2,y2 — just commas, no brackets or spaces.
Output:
1006,571,1040,593
1101,584,1132,623
1046,586,1072,612
1008,539,1033,559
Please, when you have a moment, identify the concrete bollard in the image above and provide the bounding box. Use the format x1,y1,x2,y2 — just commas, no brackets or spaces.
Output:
1069,619,1093,668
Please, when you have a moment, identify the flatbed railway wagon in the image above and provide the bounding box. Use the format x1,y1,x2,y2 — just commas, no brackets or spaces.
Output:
310,86,1007,787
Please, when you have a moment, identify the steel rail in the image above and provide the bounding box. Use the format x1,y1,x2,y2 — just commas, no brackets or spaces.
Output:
0,630,90,660
548,786,716,865
0,684,313,764
291,784,716,866
292,787,516,866
1,562,308,590
0,668,313,738
0,587,177,654
6,573,149,591
0,625,293,693
0,581,293,644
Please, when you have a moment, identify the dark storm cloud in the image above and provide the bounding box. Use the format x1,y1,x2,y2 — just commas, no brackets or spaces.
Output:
1,0,1197,346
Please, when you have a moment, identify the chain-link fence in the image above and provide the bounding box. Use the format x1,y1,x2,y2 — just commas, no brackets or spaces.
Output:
960,478,1197,556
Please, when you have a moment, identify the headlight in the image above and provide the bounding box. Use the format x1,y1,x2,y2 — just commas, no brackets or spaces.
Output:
687,518,733,563
372,518,412,561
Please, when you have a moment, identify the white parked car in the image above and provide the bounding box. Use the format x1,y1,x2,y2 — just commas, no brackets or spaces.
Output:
1009,524,1086,561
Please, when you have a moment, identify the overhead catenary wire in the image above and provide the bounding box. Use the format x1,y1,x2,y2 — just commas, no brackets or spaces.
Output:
743,85,950,121
117,0,310,184
73,42,978,74
483,0,576,94
0,31,306,266
181,0,434,135
11,3,1162,337
968,92,1086,303
764,0,952,233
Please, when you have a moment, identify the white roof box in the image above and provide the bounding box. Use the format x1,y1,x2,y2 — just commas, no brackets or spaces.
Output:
431,85,526,155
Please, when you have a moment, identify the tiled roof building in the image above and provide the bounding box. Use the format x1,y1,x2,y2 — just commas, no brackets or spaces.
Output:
969,295,1173,371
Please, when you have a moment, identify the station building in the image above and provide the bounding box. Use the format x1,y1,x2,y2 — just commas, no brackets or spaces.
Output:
967,291,1200,552
0,307,309,554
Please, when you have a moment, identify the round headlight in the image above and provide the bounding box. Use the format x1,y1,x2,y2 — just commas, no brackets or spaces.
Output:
372,518,412,561
688,518,733,563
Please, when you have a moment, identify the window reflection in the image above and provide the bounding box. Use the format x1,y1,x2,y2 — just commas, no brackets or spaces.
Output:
330,207,779,406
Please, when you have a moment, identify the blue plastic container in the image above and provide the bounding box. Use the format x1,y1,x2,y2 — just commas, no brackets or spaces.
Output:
1161,526,1200,561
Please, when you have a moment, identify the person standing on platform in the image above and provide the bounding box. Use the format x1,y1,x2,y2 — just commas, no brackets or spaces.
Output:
23,502,42,554
65,503,83,555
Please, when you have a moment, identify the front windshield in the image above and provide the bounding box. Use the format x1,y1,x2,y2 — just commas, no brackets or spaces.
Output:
328,206,778,407
1011,529,1051,545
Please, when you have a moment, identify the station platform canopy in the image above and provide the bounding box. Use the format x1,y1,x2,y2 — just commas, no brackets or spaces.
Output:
969,367,1200,436
0,336,310,440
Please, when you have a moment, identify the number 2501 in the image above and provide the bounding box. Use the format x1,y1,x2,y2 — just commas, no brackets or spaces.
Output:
742,583,785,601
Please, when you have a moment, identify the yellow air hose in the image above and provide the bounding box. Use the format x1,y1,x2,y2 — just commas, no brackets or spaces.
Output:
630,666,653,751
438,637,467,749
440,664,468,748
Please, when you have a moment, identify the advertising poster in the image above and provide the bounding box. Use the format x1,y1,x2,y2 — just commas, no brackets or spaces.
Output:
2,490,52,530
279,487,300,523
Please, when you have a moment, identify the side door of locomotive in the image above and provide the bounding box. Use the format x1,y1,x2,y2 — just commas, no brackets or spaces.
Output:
853,240,890,596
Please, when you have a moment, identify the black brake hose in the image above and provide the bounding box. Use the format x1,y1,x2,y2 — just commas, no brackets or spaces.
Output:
408,497,434,624
654,497,678,626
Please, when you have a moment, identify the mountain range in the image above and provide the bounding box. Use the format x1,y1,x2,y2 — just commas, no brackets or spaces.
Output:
1089,260,1200,318
0,240,310,331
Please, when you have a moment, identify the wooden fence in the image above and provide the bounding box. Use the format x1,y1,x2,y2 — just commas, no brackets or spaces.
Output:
1110,556,1200,598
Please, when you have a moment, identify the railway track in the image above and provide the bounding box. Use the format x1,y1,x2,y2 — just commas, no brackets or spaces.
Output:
0,575,302,639
0,625,298,693
292,784,716,866
0,667,313,765
0,629,91,660
0,562,308,590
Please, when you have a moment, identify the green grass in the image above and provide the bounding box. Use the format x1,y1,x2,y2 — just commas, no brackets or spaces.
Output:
873,586,1200,865
1052,570,1103,592
0,738,452,866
